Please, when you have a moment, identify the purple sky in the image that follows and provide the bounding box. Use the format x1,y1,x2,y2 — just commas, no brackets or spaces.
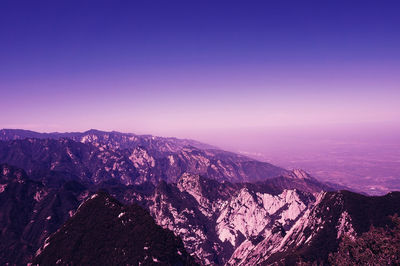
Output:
1,0,399,148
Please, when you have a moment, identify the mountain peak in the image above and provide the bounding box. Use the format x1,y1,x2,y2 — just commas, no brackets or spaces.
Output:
33,191,196,265
84,129,107,135
289,169,315,180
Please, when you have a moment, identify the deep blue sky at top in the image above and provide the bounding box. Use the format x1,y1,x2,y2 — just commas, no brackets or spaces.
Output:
0,0,399,143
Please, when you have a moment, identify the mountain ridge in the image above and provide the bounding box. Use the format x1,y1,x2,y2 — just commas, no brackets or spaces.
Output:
0,129,290,186
33,190,197,265
1,129,398,265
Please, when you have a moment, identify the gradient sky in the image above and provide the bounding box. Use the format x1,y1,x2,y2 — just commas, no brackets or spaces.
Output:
1,0,399,147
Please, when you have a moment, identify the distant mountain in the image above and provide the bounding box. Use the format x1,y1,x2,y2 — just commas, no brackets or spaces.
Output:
0,128,217,151
33,191,196,265
1,129,397,265
0,129,288,185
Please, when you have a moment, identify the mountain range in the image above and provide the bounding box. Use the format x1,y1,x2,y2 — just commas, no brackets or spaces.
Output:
0,129,399,265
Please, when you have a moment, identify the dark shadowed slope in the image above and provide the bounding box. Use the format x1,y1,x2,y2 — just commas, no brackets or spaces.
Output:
0,164,85,265
33,191,197,266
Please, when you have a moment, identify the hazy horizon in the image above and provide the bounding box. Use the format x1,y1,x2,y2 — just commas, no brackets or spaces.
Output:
2,2,400,264
1,1,399,138
2,126,400,196
1,1,399,194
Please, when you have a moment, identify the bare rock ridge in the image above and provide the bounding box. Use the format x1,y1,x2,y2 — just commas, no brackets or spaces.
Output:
0,129,288,185
0,129,399,265
258,190,400,265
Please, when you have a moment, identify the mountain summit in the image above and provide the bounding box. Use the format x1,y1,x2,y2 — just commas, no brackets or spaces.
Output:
33,191,196,265
1,129,398,265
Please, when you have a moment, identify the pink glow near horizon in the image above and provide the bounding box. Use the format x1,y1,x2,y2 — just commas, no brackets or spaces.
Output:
2,62,400,138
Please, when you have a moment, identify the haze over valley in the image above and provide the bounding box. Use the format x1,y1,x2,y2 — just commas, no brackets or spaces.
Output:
1,0,399,265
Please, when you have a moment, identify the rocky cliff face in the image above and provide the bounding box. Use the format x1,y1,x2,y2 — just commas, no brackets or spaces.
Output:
96,173,400,265
104,173,330,265
251,190,400,265
0,129,398,265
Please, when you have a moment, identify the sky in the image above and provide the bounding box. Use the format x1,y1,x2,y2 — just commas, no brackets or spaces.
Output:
1,0,399,148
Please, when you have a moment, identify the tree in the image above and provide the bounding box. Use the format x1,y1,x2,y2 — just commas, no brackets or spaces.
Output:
329,214,400,265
